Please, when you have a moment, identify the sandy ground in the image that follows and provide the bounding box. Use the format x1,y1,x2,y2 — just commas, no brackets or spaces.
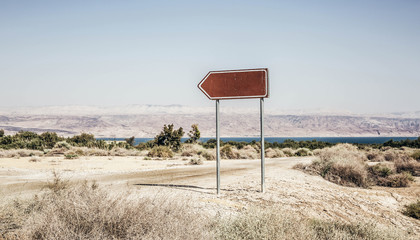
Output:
1,156,419,236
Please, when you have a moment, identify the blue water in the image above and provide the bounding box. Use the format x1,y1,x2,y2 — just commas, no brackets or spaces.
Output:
98,137,419,146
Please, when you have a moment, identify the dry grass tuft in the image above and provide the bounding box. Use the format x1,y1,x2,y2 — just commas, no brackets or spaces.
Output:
366,149,385,162
265,148,285,158
1,179,211,239
147,146,174,158
394,156,420,176
0,149,43,158
110,147,142,157
238,145,259,159
220,145,240,159
295,148,312,157
199,150,216,160
281,148,295,157
297,144,369,188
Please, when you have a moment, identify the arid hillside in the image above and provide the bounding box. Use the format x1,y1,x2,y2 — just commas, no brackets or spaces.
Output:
0,105,419,137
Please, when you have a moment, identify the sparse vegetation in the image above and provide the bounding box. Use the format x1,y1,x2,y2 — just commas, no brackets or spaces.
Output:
296,144,370,188
394,156,420,176
403,200,420,220
297,144,418,188
215,206,410,240
0,178,414,240
220,145,240,159
0,178,210,239
147,146,174,158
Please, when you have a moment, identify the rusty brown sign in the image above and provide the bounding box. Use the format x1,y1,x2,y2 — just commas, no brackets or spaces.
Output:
198,68,269,100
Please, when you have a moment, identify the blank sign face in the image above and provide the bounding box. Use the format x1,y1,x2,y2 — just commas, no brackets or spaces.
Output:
198,68,269,100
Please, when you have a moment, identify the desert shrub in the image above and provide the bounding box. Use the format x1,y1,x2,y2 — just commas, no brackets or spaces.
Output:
385,172,414,187
366,150,385,162
110,147,142,157
367,163,412,187
64,154,78,159
147,146,174,158
281,148,294,157
220,145,240,159
403,201,420,219
298,144,369,188
154,124,184,151
54,141,71,150
410,151,420,161
394,156,420,176
85,147,110,156
265,148,285,158
238,145,259,159
384,151,399,161
295,148,312,157
185,124,200,144
369,164,393,178
189,158,203,165
67,133,96,147
181,143,202,157
181,151,194,157
201,151,215,160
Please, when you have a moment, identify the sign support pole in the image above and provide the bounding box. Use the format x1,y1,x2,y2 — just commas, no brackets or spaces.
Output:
260,98,265,193
216,99,221,195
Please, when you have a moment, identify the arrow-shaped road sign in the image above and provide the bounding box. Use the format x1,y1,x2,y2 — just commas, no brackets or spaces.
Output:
198,68,269,194
198,68,269,100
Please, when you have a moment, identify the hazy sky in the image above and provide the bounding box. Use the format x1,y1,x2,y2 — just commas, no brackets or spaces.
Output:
1,0,419,113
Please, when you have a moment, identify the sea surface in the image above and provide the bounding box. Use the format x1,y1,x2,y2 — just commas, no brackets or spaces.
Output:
98,137,419,146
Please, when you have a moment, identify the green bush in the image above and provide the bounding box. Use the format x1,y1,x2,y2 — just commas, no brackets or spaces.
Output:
154,124,184,151
403,200,420,219
369,164,393,178
54,141,72,150
185,124,200,144
147,146,174,158
295,148,311,157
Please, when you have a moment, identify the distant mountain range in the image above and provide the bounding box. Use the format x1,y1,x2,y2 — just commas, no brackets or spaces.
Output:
0,105,419,138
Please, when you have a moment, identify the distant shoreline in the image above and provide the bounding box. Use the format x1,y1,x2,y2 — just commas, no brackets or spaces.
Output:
97,137,419,145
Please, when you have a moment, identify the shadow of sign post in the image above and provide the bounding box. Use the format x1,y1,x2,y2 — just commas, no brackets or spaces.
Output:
198,68,269,194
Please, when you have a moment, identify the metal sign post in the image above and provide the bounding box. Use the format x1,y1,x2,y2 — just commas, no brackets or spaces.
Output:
260,98,265,193
198,68,269,194
216,99,221,194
